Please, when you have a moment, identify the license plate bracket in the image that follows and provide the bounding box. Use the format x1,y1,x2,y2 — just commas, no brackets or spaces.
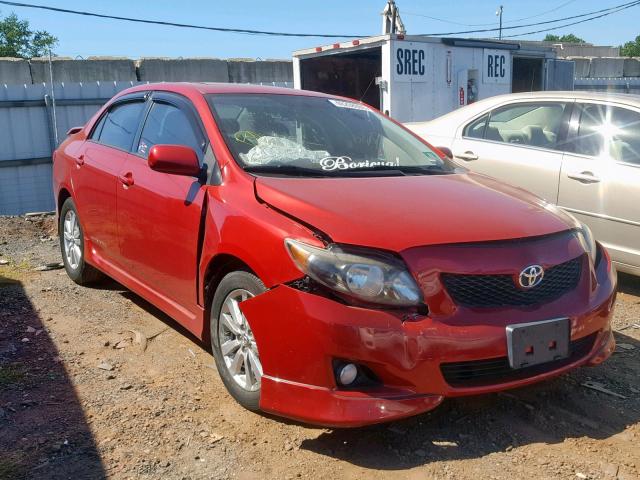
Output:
506,318,570,369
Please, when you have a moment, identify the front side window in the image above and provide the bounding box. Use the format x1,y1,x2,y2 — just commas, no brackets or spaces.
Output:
484,102,568,149
137,102,204,158
97,101,145,151
207,94,453,177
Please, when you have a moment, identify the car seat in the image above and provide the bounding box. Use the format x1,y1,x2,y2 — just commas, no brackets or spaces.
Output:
523,125,551,148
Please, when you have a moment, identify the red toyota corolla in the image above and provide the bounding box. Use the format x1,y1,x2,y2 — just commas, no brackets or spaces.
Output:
52,83,616,427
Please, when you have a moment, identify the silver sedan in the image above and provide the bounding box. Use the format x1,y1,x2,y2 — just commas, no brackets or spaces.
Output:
406,91,640,276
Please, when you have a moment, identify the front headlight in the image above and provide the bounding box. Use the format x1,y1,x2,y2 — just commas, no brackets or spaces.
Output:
285,239,423,307
575,221,596,264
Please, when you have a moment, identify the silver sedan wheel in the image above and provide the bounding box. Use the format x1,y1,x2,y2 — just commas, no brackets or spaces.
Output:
218,289,263,392
63,209,82,270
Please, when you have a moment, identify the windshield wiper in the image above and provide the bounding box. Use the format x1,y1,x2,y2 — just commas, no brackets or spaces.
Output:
243,165,329,177
337,165,451,176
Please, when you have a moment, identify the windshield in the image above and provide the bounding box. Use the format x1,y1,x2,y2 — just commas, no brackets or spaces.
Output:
207,94,454,177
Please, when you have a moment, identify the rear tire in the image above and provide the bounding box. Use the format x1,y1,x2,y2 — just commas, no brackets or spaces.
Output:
59,198,103,285
210,271,266,411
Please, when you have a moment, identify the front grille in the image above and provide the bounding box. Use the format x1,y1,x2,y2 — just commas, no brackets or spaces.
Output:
440,332,597,388
441,256,582,308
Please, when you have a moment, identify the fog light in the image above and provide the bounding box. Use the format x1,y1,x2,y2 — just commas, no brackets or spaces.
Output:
338,363,358,386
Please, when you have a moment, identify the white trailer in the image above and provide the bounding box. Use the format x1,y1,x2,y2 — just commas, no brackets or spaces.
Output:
293,34,574,123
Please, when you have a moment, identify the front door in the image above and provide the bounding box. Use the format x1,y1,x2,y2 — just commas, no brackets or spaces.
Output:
72,97,146,266
451,101,572,203
558,102,640,272
116,94,208,323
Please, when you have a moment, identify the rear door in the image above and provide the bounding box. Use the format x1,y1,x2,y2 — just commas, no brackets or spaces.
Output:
72,95,146,266
558,102,640,271
116,92,209,321
451,101,572,203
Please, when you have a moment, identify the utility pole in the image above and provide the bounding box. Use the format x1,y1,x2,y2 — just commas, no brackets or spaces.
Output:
381,0,406,35
496,5,504,40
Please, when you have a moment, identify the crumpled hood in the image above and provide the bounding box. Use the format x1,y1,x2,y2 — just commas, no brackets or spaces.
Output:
255,173,574,252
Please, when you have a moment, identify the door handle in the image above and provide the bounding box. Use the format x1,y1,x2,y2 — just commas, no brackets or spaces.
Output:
567,171,601,184
454,151,479,161
118,172,134,187
74,154,84,166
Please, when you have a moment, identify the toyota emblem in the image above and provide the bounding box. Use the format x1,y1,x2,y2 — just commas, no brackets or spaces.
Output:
518,265,544,289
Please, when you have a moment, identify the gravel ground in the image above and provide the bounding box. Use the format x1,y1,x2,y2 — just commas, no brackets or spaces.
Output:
0,214,639,480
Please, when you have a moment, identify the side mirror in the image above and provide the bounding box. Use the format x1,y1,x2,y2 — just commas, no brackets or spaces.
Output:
148,145,201,177
67,126,83,136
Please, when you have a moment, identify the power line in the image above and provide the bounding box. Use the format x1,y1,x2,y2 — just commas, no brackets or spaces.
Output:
404,0,578,27
0,0,363,38
506,0,579,23
0,0,636,41
415,0,640,36
502,0,640,38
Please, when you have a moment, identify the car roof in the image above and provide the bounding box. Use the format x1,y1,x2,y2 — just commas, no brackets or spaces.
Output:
405,90,640,128
478,90,640,105
123,82,335,98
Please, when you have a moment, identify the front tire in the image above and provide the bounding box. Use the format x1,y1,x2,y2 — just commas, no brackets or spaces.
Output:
59,198,103,285
210,271,266,411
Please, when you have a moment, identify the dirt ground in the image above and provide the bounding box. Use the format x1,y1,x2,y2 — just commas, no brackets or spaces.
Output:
0,214,639,480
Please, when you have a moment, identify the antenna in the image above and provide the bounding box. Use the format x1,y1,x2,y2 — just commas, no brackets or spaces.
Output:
496,5,504,40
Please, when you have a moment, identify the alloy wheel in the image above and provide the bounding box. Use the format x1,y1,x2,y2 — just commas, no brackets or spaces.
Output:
218,289,263,392
63,209,82,270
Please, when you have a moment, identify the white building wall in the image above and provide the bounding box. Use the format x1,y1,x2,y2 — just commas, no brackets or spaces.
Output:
387,40,512,123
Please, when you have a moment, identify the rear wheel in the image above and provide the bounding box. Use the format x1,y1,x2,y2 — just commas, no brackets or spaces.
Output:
59,198,103,285
210,271,265,411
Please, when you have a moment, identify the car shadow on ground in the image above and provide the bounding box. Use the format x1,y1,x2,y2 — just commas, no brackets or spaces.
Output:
299,329,639,469
82,276,210,352
0,274,106,480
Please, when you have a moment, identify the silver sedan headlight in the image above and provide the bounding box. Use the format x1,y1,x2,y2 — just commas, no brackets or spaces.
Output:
575,221,597,264
285,239,423,307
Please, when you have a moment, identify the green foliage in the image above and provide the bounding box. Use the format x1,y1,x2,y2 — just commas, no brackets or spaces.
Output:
621,35,640,57
0,12,57,58
543,33,586,44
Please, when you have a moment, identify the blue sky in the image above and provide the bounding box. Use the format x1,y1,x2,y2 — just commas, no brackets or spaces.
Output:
2,0,638,59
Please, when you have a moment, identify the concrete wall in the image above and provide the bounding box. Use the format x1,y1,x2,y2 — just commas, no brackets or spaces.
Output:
589,57,625,78
570,56,640,79
0,56,293,86
624,58,640,77
30,57,137,83
568,57,591,78
227,59,293,83
138,58,229,82
0,58,31,85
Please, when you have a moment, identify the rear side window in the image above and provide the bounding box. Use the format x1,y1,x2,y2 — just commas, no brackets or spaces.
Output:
607,106,640,165
90,114,107,140
137,102,203,158
574,103,607,157
97,101,146,151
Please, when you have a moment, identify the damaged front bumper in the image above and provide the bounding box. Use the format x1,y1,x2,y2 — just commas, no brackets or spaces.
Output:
239,256,616,427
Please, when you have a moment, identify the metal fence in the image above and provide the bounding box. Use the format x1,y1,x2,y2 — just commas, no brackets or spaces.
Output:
0,80,293,215
0,81,141,215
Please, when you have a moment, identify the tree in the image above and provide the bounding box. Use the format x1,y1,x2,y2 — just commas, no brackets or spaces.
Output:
543,33,586,44
0,12,57,58
621,35,640,57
